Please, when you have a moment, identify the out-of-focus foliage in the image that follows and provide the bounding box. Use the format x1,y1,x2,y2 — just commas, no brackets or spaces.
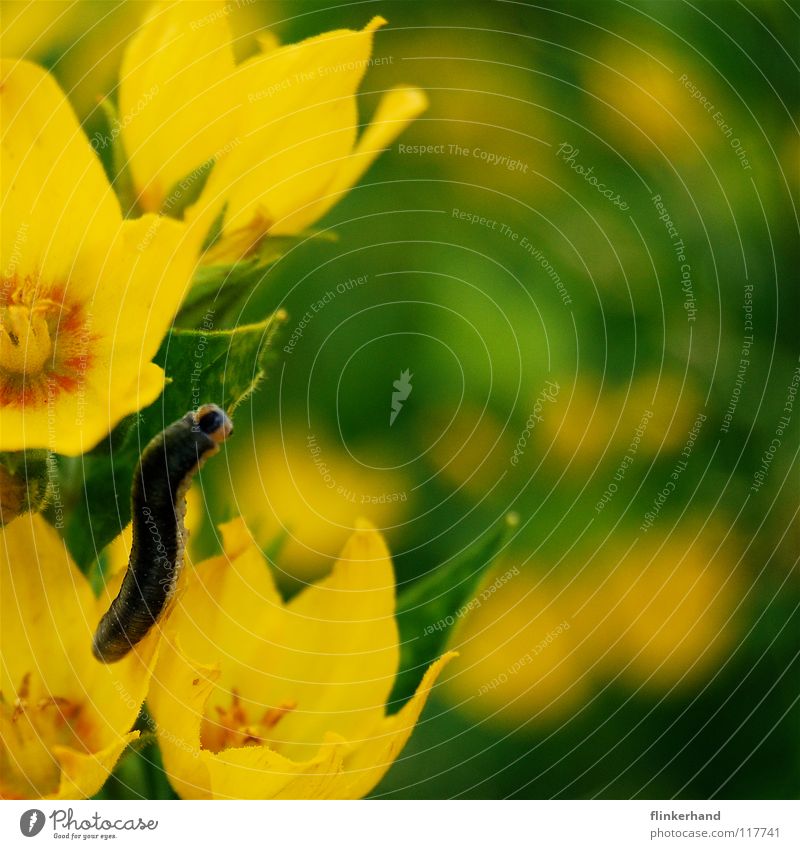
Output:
3,0,797,800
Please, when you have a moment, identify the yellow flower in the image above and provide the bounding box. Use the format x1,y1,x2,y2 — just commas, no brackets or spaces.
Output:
0,0,144,119
228,426,409,583
445,525,743,730
0,515,159,799
582,40,718,160
575,526,743,691
0,59,198,456
444,564,590,726
541,372,703,469
148,517,454,798
119,2,428,258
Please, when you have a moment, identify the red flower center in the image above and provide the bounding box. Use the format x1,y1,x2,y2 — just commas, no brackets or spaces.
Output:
0,277,95,409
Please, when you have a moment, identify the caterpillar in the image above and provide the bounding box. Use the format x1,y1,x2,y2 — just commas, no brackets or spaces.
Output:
92,403,233,663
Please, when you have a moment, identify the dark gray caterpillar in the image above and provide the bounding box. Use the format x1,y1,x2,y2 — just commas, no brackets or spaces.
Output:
92,403,233,663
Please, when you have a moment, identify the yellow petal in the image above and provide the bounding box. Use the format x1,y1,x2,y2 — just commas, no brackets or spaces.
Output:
102,213,199,364
267,520,399,758
218,514,256,560
120,0,236,211
163,519,285,696
1,515,160,759
0,359,165,458
0,57,198,456
337,652,457,799
49,731,138,800
147,634,220,799
178,520,399,761
0,515,96,702
279,85,429,234
38,213,199,457
256,31,281,54
444,570,589,726
81,625,160,753
189,17,386,241
205,732,348,800
0,59,121,285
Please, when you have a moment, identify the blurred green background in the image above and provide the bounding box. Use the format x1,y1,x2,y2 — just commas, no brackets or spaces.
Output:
3,0,798,799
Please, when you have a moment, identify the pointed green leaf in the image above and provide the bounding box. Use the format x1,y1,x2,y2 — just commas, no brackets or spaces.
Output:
389,513,519,708
160,158,215,219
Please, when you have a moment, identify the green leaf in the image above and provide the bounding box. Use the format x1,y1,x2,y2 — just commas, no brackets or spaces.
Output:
388,513,519,709
63,312,286,571
160,158,215,220
175,258,265,329
177,230,338,328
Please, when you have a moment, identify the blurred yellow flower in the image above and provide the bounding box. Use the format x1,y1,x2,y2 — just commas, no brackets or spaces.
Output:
0,515,159,799
422,403,516,498
576,526,743,691
444,565,590,725
542,372,703,469
229,427,409,583
119,1,428,260
1,59,197,456
148,517,454,799
583,39,718,159
445,523,742,728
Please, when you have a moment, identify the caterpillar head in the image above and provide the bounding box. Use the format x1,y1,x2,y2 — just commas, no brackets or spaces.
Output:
194,403,233,444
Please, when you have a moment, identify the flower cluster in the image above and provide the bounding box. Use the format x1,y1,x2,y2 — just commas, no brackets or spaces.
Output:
0,1,447,800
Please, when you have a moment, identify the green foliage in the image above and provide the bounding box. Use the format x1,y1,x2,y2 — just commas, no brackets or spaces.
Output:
62,311,285,571
177,231,337,328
